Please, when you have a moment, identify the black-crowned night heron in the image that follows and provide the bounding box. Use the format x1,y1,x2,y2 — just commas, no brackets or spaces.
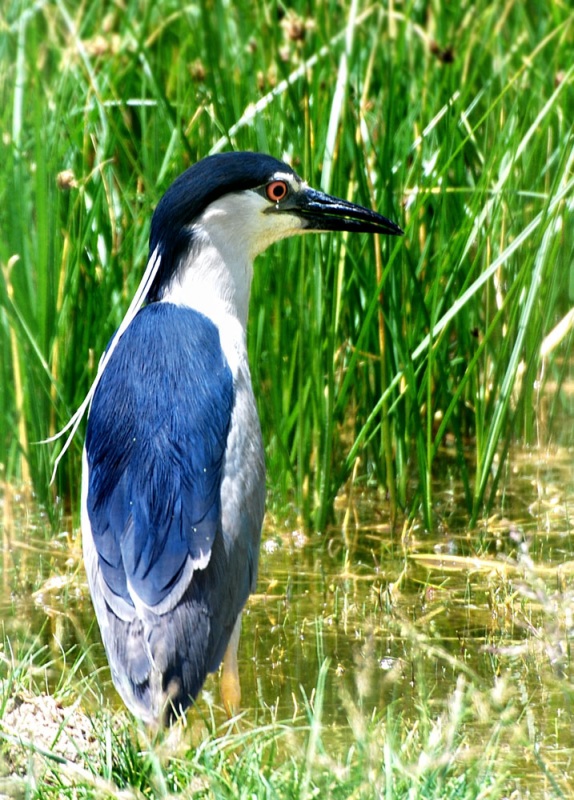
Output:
81,151,403,725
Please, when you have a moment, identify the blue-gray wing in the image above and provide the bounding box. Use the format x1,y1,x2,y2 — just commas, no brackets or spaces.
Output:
85,303,234,609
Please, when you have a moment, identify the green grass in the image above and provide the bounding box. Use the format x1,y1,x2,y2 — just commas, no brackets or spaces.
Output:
0,623,541,799
2,474,574,798
1,0,573,529
3,554,573,800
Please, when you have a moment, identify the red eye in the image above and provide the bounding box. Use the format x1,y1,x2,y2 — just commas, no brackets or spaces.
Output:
266,180,288,202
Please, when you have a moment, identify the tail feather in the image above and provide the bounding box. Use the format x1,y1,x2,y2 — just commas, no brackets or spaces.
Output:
101,587,219,725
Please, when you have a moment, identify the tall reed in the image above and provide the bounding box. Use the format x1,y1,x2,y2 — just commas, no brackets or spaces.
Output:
1,0,572,530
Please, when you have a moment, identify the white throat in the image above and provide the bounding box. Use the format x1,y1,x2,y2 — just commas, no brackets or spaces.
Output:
164,229,254,331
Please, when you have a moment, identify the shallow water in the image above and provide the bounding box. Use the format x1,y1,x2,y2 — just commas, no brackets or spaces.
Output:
1,442,574,788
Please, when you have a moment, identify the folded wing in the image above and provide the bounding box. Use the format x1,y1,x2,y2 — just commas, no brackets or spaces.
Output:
86,302,233,610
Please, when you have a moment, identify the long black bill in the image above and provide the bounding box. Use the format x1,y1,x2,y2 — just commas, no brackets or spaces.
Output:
292,186,403,236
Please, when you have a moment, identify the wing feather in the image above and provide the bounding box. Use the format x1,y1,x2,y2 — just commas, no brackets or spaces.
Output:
85,302,233,610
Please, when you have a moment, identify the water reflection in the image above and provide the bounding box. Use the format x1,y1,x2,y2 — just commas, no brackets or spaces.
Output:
1,444,574,783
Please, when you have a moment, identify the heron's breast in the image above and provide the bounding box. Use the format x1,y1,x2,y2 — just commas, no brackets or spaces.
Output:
220,362,266,557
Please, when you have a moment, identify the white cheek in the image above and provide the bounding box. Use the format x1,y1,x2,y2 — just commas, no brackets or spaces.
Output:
251,210,304,256
197,191,304,259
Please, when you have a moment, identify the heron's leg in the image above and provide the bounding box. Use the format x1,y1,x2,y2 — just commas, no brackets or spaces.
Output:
220,613,242,716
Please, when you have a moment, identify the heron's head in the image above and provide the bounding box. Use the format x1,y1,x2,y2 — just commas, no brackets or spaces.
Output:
146,152,402,304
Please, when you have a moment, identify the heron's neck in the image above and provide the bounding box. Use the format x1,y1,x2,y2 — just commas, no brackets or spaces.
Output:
160,233,254,376
165,240,252,324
